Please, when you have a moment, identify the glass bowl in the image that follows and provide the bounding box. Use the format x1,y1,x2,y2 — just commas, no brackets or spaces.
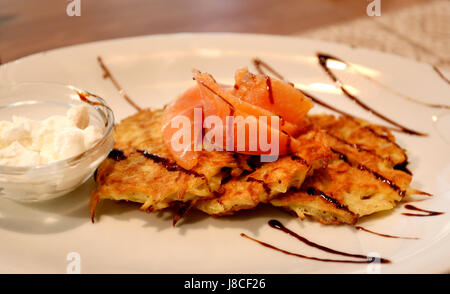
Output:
0,83,114,202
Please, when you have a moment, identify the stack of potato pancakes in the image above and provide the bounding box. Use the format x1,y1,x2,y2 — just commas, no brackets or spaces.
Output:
91,69,421,225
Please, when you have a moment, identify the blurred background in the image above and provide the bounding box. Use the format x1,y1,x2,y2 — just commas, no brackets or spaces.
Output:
0,0,449,71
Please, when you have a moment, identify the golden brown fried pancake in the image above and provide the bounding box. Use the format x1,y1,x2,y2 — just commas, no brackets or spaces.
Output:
270,188,358,225
91,110,425,227
91,108,332,220
309,114,407,165
271,114,426,225
90,109,245,220
195,130,332,215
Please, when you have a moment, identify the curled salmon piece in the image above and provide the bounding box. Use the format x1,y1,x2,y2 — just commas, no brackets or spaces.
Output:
162,69,312,169
193,70,301,137
193,70,302,156
161,85,203,170
233,68,313,128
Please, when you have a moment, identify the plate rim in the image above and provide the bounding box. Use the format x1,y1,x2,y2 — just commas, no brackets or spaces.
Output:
0,32,449,274
0,32,440,72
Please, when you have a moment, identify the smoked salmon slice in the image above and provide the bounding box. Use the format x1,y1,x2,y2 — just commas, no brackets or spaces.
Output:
233,68,313,128
193,70,302,156
162,85,203,170
162,69,312,170
193,70,302,137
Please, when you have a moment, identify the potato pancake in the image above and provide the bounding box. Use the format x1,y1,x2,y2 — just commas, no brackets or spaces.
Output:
195,130,332,215
90,109,245,220
271,115,426,225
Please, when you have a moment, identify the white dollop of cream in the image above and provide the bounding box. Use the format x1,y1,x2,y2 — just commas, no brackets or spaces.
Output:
67,104,90,129
0,105,103,167
0,141,41,166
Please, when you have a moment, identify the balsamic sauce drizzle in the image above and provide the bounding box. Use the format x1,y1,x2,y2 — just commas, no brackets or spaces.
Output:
97,56,142,112
172,201,195,227
108,149,127,161
137,150,179,171
432,65,450,85
284,132,292,153
319,54,450,110
303,90,366,120
252,58,394,132
326,132,388,163
363,125,407,150
253,56,432,136
253,58,285,80
402,204,444,217
194,77,235,116
246,177,271,194
317,53,427,136
136,150,207,181
76,90,112,112
265,76,274,104
291,155,309,167
306,187,347,210
355,226,419,240
357,164,406,197
108,148,208,182
241,220,390,264
332,149,406,197
393,161,412,175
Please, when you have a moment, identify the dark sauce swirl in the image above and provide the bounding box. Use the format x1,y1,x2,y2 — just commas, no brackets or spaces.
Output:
97,56,142,112
108,149,127,161
265,76,274,104
252,56,435,136
355,226,419,240
433,65,450,85
252,58,389,130
246,177,271,194
402,204,444,217
393,160,412,175
137,150,207,181
241,219,390,264
316,53,427,136
317,53,449,109
332,149,406,197
306,187,347,210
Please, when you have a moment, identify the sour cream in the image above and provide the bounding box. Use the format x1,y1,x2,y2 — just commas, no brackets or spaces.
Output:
0,105,103,166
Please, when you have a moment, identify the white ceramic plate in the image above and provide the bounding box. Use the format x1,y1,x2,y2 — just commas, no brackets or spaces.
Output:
0,33,449,274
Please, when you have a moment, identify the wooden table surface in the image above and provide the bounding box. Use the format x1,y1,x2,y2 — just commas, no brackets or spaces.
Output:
0,0,426,63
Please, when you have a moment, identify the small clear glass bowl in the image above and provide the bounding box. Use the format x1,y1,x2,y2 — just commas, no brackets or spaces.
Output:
0,83,114,202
